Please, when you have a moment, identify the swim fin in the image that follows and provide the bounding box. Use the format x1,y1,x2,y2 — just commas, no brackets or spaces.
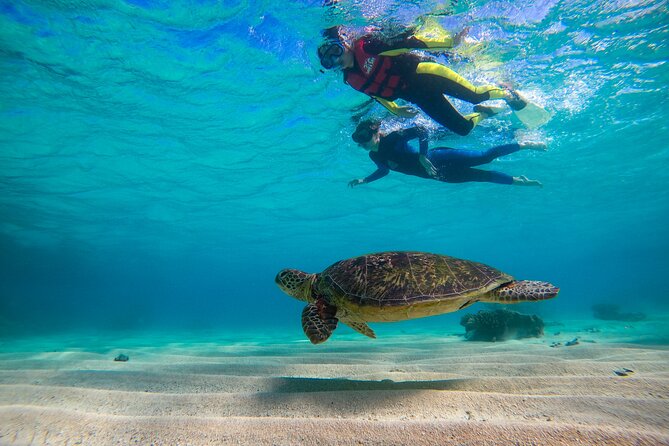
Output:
412,17,456,50
509,91,551,129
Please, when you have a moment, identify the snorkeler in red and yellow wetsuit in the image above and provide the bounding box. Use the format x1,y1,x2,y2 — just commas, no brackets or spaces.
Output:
318,29,527,136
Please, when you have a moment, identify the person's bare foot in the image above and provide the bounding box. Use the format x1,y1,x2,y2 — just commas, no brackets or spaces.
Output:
504,89,527,111
519,141,548,151
512,175,543,187
473,104,506,118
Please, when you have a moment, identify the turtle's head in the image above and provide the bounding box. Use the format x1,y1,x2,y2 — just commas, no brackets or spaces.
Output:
275,269,316,303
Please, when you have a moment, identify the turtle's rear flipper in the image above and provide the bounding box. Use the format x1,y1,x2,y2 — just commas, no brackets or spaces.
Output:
302,301,338,344
491,280,559,303
341,318,376,339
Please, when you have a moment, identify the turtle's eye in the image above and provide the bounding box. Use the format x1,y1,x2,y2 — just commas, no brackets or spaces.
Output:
276,269,298,290
276,271,288,286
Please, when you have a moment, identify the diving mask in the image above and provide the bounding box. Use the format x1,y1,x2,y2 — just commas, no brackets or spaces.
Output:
318,42,344,70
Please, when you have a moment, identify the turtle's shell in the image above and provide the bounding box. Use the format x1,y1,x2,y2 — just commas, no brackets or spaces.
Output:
317,252,512,310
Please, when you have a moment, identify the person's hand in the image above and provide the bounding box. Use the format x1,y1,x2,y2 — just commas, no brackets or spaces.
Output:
394,106,419,118
419,155,438,178
348,178,365,187
453,27,470,46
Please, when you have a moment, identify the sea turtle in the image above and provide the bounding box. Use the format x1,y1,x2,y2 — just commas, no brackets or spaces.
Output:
275,251,559,344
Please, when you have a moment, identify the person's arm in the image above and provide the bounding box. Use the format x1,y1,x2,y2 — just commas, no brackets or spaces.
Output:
395,127,429,153
362,27,468,56
349,159,390,187
397,127,437,177
373,97,418,118
407,25,470,53
418,129,429,156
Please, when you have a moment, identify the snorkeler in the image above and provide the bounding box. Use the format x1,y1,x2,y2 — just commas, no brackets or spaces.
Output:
318,30,528,136
348,119,544,187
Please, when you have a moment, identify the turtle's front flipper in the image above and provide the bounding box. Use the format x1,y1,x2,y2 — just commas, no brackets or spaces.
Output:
491,280,559,303
302,300,338,344
341,318,376,339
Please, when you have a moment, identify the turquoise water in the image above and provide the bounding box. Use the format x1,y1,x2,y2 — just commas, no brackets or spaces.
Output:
1,0,668,341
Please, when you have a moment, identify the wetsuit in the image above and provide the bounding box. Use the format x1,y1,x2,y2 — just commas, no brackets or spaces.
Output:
363,128,520,185
343,35,509,136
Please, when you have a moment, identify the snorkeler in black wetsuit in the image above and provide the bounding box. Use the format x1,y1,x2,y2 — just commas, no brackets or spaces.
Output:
348,119,545,187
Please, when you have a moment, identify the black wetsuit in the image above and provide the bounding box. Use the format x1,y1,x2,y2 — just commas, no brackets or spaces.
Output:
363,128,519,185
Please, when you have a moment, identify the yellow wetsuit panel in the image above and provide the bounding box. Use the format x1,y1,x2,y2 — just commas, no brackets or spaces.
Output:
415,62,507,99
373,97,402,115
464,112,485,126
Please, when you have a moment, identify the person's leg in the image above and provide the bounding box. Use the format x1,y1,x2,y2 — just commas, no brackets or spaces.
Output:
414,62,510,104
476,143,522,165
440,167,515,185
409,92,479,135
402,62,518,134
429,143,521,168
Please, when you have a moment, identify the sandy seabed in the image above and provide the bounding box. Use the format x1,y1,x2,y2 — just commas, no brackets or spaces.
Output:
1,320,668,446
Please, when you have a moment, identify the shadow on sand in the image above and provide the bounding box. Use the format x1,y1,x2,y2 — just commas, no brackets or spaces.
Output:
270,376,471,393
